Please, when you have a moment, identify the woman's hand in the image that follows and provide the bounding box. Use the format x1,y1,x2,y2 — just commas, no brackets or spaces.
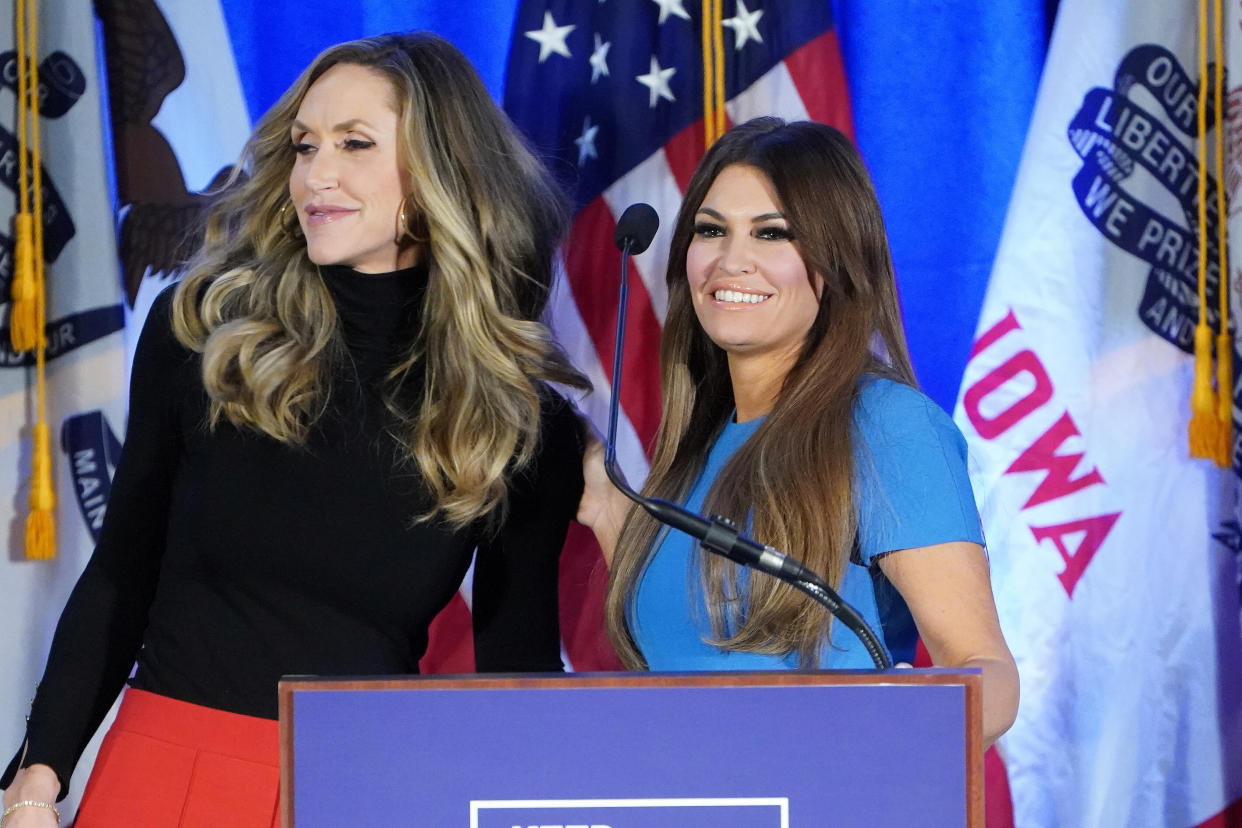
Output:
576,430,630,565
2,765,60,827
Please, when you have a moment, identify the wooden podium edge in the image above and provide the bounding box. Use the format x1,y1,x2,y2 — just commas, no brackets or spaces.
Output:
963,669,983,827
279,668,983,827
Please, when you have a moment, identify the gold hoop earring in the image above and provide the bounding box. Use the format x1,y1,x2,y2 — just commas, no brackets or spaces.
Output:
279,201,303,239
397,193,429,244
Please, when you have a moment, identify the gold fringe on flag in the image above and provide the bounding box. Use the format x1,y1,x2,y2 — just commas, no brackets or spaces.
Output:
713,0,725,141
11,0,38,351
1191,0,1220,458
1212,0,1233,466
13,0,55,558
701,0,726,147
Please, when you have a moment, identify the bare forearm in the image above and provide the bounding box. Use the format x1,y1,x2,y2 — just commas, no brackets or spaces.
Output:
964,654,1020,748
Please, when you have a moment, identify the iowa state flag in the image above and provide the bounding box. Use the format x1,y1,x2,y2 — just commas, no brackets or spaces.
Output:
954,0,1242,824
0,0,129,817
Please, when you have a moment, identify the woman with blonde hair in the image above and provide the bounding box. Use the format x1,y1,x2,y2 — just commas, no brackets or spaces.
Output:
2,32,587,827
580,117,1018,747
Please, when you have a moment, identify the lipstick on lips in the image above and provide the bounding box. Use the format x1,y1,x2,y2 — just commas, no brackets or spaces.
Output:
304,203,357,227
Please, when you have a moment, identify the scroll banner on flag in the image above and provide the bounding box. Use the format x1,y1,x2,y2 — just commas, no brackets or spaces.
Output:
0,2,127,818
954,0,1242,825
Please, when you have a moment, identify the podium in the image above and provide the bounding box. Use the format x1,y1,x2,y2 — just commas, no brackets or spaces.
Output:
279,670,981,827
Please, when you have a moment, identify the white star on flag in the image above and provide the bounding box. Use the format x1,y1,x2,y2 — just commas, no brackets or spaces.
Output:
525,11,575,63
722,0,764,49
589,34,611,83
651,0,691,25
636,55,677,107
574,116,600,165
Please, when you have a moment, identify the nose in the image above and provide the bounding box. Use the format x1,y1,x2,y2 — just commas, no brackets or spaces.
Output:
717,233,755,275
301,146,339,194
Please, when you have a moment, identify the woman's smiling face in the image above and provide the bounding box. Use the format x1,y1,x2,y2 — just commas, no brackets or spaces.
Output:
685,163,823,367
289,63,416,273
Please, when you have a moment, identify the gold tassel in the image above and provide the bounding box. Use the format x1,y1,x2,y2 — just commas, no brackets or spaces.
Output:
700,0,727,147
15,0,54,558
10,213,39,351
701,0,714,146
1190,0,1218,458
1190,323,1219,457
1216,331,1233,466
25,422,55,559
1211,0,1232,467
713,0,725,140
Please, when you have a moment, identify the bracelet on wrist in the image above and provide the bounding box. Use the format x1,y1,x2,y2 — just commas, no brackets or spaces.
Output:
0,800,60,825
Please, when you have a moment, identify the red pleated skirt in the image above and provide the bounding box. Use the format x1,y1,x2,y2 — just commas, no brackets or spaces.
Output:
74,689,280,828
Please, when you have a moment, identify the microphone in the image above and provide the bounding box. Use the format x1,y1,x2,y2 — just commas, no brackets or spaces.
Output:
613,203,659,255
603,202,892,670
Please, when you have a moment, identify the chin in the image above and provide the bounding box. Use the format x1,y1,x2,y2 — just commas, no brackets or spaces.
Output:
705,333,753,352
704,326,753,347
303,244,336,266
306,249,364,270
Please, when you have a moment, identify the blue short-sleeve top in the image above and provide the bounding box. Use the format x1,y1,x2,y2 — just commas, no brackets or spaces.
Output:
631,376,984,669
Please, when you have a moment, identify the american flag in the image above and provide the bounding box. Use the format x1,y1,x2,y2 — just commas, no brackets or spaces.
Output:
506,0,850,471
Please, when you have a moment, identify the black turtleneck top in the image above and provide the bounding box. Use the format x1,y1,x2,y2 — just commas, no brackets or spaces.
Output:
3,264,584,796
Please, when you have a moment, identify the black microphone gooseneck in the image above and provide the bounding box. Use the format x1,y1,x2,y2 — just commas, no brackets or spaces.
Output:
605,202,892,670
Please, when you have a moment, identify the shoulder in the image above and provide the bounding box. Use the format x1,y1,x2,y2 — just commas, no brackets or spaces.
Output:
505,384,586,507
855,376,948,423
130,281,198,385
853,376,966,457
138,281,191,345
535,385,586,454
851,376,983,559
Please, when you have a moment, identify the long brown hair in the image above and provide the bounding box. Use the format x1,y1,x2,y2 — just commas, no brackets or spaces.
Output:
172,32,588,528
606,117,915,667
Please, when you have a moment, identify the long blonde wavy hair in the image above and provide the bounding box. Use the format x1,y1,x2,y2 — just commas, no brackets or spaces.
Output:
172,32,588,528
606,118,916,668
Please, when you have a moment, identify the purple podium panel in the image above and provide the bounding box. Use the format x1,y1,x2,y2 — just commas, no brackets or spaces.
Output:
471,798,786,827
280,671,981,827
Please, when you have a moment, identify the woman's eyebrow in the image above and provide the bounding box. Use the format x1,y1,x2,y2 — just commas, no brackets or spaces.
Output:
695,206,785,222
290,118,377,134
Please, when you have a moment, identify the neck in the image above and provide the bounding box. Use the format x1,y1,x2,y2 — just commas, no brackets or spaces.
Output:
726,349,797,422
321,261,422,279
318,261,427,363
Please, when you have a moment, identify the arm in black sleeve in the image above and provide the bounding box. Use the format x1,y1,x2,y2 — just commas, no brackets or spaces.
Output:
2,286,190,798
471,390,585,672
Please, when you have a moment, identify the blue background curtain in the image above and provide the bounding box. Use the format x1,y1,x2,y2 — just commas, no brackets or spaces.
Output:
218,0,1050,411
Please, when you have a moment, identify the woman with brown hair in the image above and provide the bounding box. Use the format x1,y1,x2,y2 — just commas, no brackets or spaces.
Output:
580,117,1018,747
2,32,587,827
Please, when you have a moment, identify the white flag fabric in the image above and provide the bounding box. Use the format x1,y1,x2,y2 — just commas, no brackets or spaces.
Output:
0,2,128,816
953,1,1242,825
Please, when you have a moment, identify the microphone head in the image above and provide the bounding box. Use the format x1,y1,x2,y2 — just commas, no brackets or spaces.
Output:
613,203,660,255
